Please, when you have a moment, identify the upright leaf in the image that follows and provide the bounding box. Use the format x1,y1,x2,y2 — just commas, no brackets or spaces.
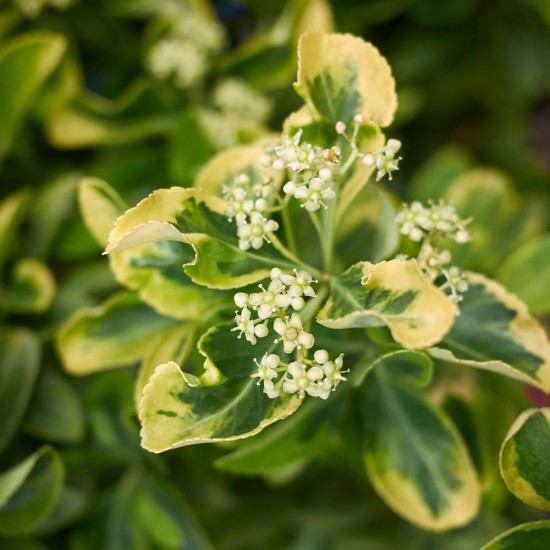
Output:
499,408,550,511
497,235,550,315
0,446,64,536
78,178,127,248
362,374,480,531
0,328,41,452
295,32,397,127
0,32,66,160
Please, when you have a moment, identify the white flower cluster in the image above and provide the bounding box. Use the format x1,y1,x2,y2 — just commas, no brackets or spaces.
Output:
361,139,402,181
146,13,224,89
222,173,278,251
396,201,471,301
335,115,402,181
251,350,347,400
213,78,272,124
260,131,339,212
395,200,470,244
14,0,72,17
233,268,347,400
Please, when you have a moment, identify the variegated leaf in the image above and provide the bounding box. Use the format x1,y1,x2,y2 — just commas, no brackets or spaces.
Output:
0,258,56,314
497,234,550,315
109,240,223,321
78,177,127,248
105,187,213,254
351,349,433,388
195,138,282,196
499,408,550,511
363,375,480,531
317,259,458,348
0,31,66,160
135,324,197,408
295,32,397,127
139,323,301,452
481,521,550,549
57,292,178,375
429,273,550,392
176,198,298,289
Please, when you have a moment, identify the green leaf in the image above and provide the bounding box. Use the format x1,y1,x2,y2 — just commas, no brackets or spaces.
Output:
57,292,178,375
110,240,223,321
105,187,201,254
214,398,333,476
0,31,66,161
0,446,64,536
429,273,550,392
45,79,177,149
135,323,197,407
104,469,211,550
336,185,400,263
0,189,30,267
194,137,282,196
0,259,56,314
23,367,86,444
497,235,550,315
362,374,480,531
317,259,458,348
177,198,298,289
23,174,78,259
481,520,550,549
441,168,531,273
410,145,472,202
499,408,550,511
0,328,41,453
350,349,433,388
78,178,127,248
295,32,397,127
140,323,301,452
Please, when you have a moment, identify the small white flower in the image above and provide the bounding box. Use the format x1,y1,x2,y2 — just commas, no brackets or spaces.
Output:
335,121,347,134
273,313,315,354
234,292,249,308
232,308,266,345
283,362,323,399
237,212,279,250
251,353,280,386
287,270,317,298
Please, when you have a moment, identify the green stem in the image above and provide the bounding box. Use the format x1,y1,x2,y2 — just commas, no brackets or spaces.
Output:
321,198,336,273
281,201,298,256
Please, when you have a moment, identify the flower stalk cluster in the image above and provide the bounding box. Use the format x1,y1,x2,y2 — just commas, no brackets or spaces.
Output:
223,173,279,251
396,201,471,301
260,130,339,212
232,268,347,400
146,12,224,89
335,115,402,181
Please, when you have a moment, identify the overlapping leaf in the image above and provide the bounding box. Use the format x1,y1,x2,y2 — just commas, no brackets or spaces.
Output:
430,273,550,392
57,292,178,375
140,323,301,452
317,259,458,348
0,446,64,536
